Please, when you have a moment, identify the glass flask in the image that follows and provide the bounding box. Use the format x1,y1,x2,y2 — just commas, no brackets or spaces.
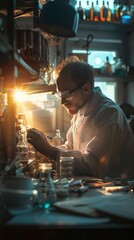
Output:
36,163,57,209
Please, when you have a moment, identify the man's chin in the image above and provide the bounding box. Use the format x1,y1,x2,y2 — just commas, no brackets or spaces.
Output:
65,106,78,115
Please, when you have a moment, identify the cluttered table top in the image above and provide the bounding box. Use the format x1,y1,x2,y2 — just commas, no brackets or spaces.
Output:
0,176,134,234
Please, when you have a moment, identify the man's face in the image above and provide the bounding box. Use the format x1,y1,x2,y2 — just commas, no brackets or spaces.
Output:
56,78,91,115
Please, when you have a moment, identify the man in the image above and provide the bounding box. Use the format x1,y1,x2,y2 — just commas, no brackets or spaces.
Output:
27,61,134,180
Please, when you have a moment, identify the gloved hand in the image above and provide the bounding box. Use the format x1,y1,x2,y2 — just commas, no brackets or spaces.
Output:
27,128,51,156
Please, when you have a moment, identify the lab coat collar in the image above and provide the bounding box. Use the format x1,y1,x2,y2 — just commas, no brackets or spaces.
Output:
78,87,104,117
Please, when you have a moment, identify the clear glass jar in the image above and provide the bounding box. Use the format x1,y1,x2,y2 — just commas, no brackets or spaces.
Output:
54,178,69,199
57,156,74,180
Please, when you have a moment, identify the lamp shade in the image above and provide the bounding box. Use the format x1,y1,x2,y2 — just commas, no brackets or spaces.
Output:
38,0,79,38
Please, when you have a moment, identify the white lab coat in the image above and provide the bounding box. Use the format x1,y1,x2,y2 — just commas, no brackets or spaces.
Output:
64,87,134,179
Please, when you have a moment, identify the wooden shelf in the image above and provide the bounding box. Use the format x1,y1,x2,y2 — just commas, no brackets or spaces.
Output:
13,18,134,33
94,75,134,83
17,74,134,95
0,0,35,10
78,20,134,34
19,81,56,94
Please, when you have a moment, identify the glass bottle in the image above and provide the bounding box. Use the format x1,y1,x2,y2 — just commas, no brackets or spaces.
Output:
112,1,117,22
106,56,111,74
77,1,84,20
28,143,36,160
85,0,90,21
36,163,57,209
52,129,64,147
25,125,36,160
89,2,95,21
115,57,126,76
94,0,100,21
121,3,132,24
16,134,29,162
130,5,134,23
100,0,107,22
116,1,123,22
101,56,111,75
17,113,27,142
111,56,117,75
106,1,112,22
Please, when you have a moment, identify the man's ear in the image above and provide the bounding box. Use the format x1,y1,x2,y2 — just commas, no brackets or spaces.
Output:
83,83,91,93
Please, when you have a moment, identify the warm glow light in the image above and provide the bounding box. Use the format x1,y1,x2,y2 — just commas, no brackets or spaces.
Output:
14,89,27,102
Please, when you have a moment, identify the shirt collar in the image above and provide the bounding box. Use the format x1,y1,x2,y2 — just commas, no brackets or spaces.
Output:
78,87,103,117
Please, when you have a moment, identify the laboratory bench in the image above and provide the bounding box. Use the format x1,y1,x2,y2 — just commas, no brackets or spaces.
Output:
0,175,134,240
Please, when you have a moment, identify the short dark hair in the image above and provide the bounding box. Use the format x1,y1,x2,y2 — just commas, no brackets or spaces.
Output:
57,61,94,89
